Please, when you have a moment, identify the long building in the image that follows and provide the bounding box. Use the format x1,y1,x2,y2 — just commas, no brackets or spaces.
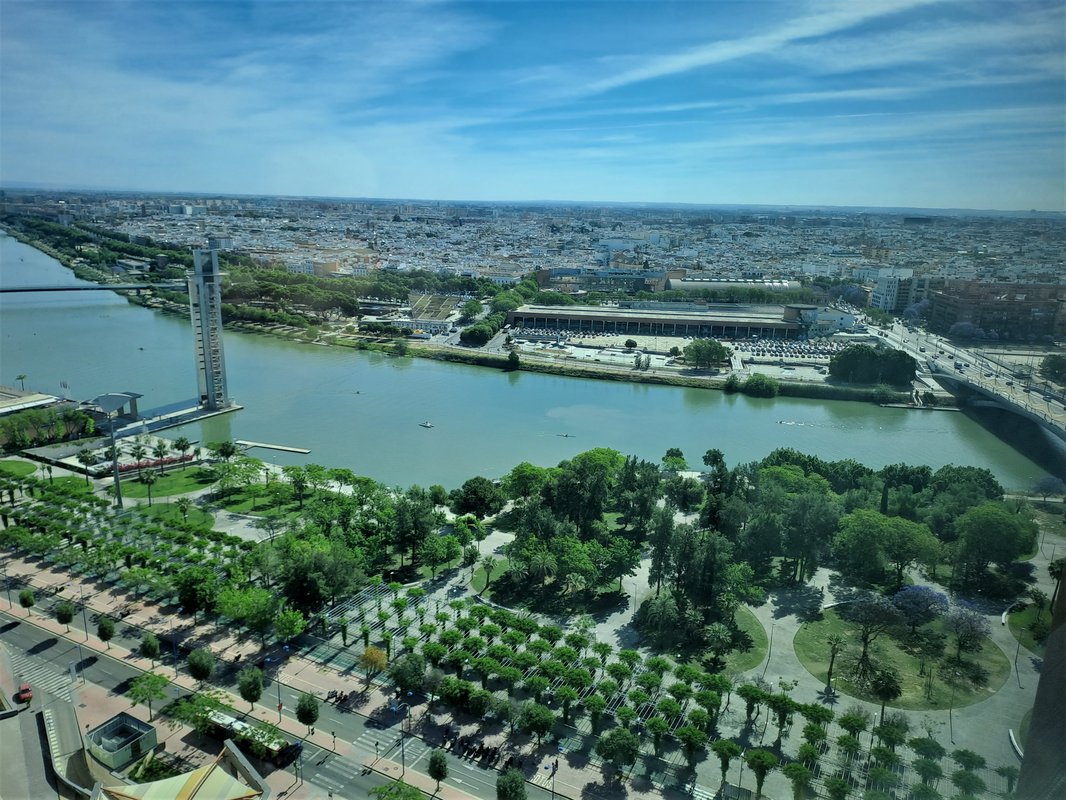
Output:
506,303,818,339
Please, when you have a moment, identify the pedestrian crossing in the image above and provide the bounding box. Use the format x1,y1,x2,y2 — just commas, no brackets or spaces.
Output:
8,651,72,702
690,785,716,800
310,753,365,797
350,726,428,761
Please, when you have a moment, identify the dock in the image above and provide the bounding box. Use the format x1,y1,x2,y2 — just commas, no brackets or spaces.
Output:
235,440,311,454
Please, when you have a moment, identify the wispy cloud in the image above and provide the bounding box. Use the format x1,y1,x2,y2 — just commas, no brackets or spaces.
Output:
1,0,1062,209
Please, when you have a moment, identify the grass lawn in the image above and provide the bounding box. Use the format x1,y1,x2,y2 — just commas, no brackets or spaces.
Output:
794,608,1010,710
0,460,36,477
49,476,93,494
418,555,465,582
471,557,510,598
138,502,215,528
212,486,303,520
1007,603,1049,657
119,468,216,499
723,605,768,674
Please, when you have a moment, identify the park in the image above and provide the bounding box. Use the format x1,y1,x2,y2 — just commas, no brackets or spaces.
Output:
0,436,1061,800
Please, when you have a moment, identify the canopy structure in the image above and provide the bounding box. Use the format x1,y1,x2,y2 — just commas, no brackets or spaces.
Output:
95,754,262,800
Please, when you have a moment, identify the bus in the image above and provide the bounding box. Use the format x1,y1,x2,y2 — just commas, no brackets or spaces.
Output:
207,710,300,766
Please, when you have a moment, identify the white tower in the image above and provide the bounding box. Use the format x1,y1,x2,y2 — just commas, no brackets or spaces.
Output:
189,248,230,409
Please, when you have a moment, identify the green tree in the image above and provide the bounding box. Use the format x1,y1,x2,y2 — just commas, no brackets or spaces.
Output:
389,653,427,694
951,769,986,796
429,749,449,790
371,782,424,800
955,502,1037,582
128,671,168,721
518,702,556,744
140,632,161,668
870,668,902,724
55,600,76,631
782,762,814,800
174,496,193,521
237,666,264,710
712,739,742,786
745,749,779,799
496,768,528,800
995,764,1020,795
296,692,319,734
97,616,116,649
683,338,729,370
275,606,306,643
451,476,506,519
18,588,35,615
676,725,708,766
187,647,215,686
76,448,96,484
824,776,851,800
460,299,483,321
595,726,641,772
172,436,192,469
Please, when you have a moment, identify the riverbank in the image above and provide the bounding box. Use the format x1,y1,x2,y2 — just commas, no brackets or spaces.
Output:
129,292,923,406
7,226,929,409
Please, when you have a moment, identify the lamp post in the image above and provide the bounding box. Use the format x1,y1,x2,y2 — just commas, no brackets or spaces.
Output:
948,671,960,743
109,413,123,510
394,700,411,778
80,586,90,642
2,557,10,606
171,607,183,676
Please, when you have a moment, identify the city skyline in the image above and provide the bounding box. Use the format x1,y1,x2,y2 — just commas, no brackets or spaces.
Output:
2,0,1064,212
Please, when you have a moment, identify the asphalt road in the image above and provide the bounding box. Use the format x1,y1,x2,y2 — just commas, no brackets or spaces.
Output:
1,609,555,799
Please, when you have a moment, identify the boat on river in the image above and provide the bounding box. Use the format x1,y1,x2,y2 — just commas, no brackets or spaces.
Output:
420,421,434,428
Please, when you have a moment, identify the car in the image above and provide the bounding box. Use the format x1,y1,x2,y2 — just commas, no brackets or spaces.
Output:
919,347,926,352
16,683,32,703
985,372,993,378
1006,381,1014,386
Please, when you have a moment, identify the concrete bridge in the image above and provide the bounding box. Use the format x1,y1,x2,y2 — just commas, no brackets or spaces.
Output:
928,364,1066,443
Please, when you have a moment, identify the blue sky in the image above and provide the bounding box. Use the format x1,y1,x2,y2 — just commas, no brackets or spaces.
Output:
2,0,1063,210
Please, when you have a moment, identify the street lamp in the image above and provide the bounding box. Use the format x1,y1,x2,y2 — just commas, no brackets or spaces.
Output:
2,557,10,606
948,671,960,743
171,607,183,676
109,413,123,510
80,586,90,642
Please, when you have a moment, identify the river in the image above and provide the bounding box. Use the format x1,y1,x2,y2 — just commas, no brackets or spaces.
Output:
1,232,1056,490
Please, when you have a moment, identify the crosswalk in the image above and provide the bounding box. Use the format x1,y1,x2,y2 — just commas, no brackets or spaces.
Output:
691,785,716,800
348,726,431,762
8,651,72,702
307,731,434,799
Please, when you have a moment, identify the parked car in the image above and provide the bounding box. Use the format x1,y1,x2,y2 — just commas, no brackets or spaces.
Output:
16,683,32,703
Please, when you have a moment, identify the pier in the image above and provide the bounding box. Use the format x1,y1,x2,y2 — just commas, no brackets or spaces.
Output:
236,440,311,454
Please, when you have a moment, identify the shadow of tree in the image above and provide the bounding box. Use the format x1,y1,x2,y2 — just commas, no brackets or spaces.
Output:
770,583,824,622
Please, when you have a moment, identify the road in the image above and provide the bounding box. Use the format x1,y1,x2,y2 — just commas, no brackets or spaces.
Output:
1,609,557,799
884,323,1066,431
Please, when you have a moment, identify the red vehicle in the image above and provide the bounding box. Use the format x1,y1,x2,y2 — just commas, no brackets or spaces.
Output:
16,683,32,703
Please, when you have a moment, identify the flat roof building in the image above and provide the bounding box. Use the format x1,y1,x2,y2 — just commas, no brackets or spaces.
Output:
506,303,810,339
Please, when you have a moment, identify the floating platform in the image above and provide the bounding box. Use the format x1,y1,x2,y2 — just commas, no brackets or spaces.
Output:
235,440,311,454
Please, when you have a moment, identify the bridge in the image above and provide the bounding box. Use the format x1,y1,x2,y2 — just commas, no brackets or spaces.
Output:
883,324,1066,443
0,282,187,293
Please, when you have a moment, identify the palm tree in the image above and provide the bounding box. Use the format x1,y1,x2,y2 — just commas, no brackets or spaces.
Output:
76,448,96,485
529,551,557,586
175,497,193,522
16,374,27,391
870,668,902,725
172,436,192,469
129,442,148,477
480,555,499,593
152,441,169,472
141,471,158,506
